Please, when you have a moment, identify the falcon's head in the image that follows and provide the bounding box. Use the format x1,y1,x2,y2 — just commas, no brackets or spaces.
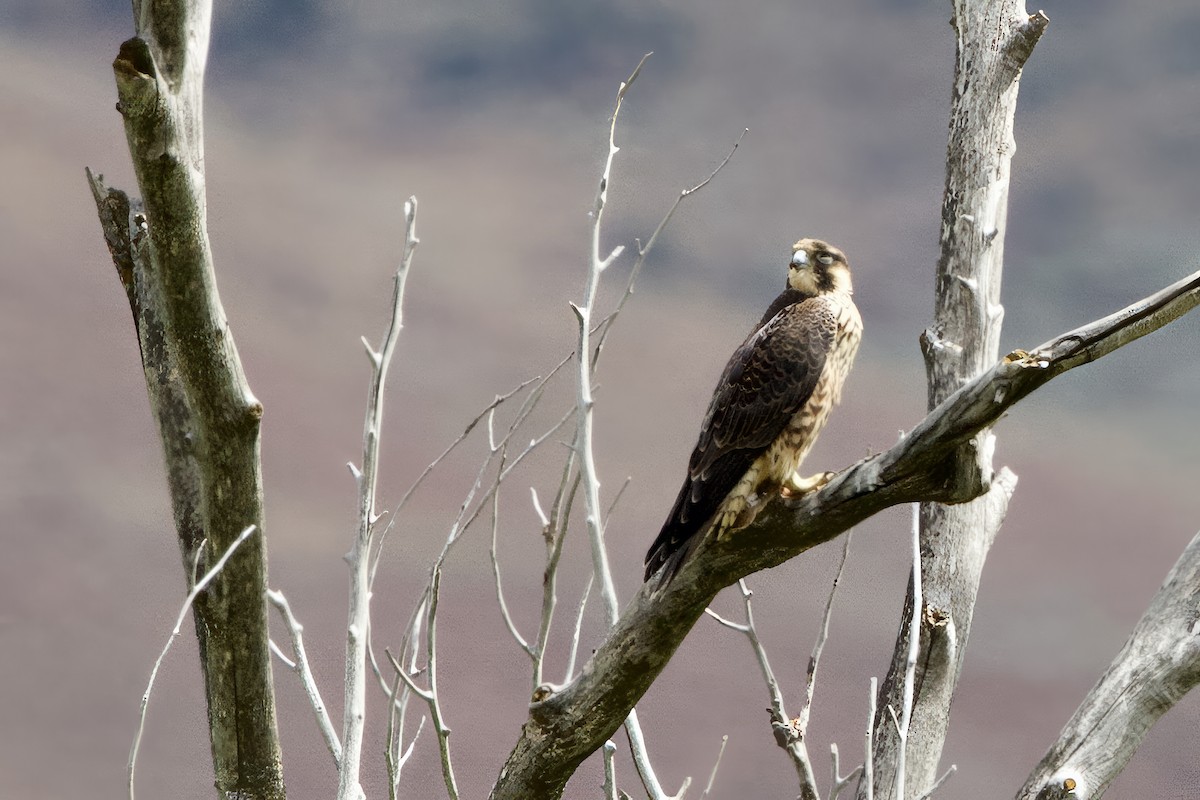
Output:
787,238,853,297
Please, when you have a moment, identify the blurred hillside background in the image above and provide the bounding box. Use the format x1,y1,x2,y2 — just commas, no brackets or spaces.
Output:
3,0,1200,797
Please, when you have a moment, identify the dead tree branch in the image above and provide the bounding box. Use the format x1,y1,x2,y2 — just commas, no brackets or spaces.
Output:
489,263,1200,800
339,196,419,800
87,1,283,795
1017,530,1200,800
864,2,1049,796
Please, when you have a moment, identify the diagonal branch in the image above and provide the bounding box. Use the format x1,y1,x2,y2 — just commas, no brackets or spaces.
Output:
129,525,259,800
705,579,820,797
1017,529,1200,800
267,589,341,769
489,265,1200,800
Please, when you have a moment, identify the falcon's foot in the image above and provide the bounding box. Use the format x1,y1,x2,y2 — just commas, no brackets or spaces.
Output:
781,470,836,498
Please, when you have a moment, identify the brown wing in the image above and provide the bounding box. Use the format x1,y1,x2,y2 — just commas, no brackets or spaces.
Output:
644,296,837,582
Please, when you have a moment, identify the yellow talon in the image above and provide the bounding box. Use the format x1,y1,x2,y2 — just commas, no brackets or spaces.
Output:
781,470,835,498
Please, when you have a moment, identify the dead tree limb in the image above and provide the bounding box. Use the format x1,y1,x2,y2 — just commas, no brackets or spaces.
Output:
86,1,284,797
864,2,1049,796
1017,530,1200,800
489,256,1200,798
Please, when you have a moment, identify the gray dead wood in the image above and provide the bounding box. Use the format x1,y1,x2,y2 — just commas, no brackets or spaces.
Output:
1017,530,1200,800
489,252,1200,797
861,2,1049,797
86,1,284,797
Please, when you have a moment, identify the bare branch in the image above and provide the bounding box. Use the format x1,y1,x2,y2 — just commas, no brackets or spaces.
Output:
425,565,460,799
384,571,460,800
701,735,730,799
491,480,535,659
603,741,619,800
575,54,641,630
385,649,432,703
893,505,923,800
591,127,748,364
916,765,956,800
129,526,258,800
386,605,427,796
863,679,876,800
565,574,594,682
569,53,682,800
830,744,863,800
92,1,284,793
866,4,1049,795
797,531,854,740
627,707,691,800
491,262,1200,799
385,667,404,800
267,589,341,768
1017,530,1200,799
339,196,420,800
707,580,819,796
369,374,542,587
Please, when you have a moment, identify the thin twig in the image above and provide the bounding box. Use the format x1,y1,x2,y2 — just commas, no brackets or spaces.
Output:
592,127,748,366
603,741,619,800
895,504,924,800
426,564,460,799
383,598,427,798
338,196,420,800
368,374,540,588
128,525,257,800
701,735,730,798
535,469,581,689
605,475,633,525
565,574,594,681
394,604,426,779
268,588,342,768
864,677,877,800
829,744,863,800
269,639,295,669
380,377,575,798
571,51,685,800
386,666,404,800
491,467,535,659
386,637,427,800
705,580,820,795
383,607,458,799
916,764,957,800
531,487,550,527
797,531,854,739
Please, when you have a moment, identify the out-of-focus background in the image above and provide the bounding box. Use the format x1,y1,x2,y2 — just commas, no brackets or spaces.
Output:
3,0,1200,797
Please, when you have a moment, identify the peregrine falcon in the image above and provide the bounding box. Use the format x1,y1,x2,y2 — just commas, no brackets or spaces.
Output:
644,238,862,584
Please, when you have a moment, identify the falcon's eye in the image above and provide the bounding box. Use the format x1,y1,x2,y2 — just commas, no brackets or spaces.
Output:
816,252,835,266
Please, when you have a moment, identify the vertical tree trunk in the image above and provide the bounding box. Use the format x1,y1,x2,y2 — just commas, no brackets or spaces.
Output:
89,1,285,797
861,3,1047,797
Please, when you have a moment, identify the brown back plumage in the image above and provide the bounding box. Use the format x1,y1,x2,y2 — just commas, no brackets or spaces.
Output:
644,239,858,585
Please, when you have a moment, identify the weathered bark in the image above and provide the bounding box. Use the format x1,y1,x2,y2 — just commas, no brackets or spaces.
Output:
87,1,284,797
1017,531,1200,800
862,3,1048,797
489,263,1200,799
